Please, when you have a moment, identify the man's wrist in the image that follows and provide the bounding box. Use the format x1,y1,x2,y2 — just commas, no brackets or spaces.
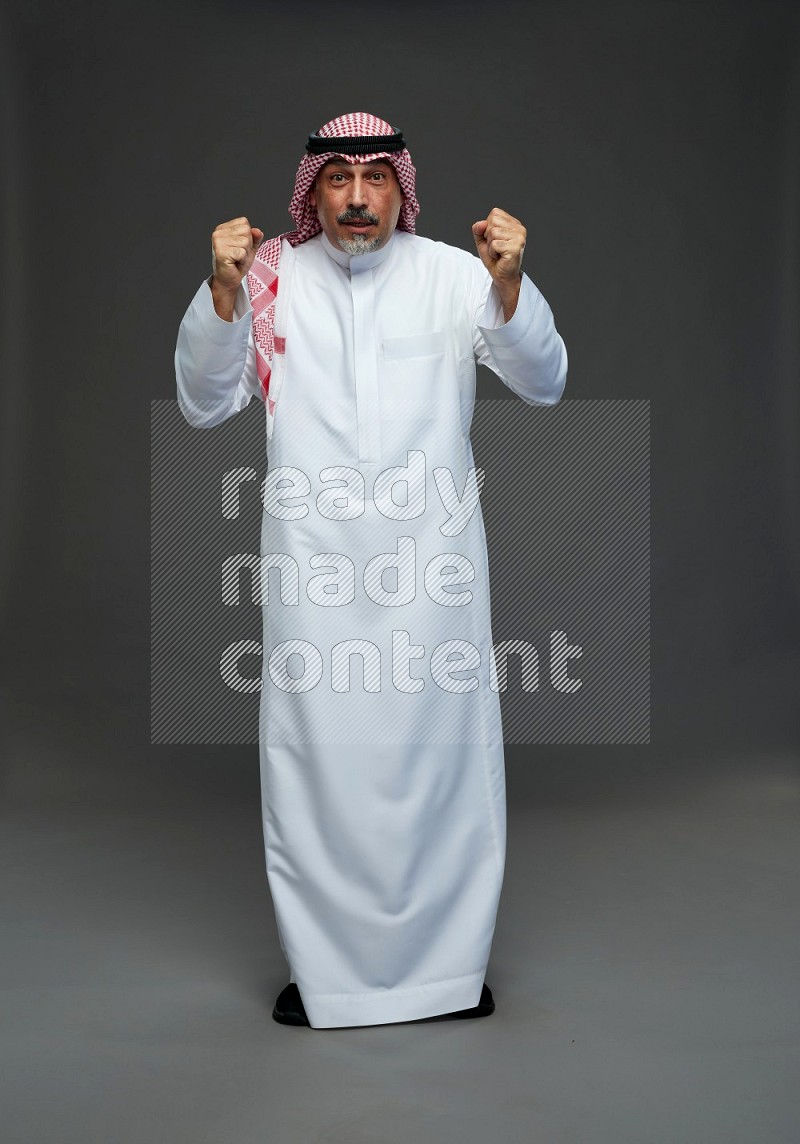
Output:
210,276,240,322
494,275,522,323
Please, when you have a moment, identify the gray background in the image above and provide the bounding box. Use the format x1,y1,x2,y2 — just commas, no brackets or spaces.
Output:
1,1,798,1141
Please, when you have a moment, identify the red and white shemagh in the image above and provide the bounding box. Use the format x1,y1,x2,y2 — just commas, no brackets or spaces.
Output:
246,113,419,414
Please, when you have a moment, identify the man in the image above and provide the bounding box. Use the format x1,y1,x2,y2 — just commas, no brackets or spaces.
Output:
175,112,567,1029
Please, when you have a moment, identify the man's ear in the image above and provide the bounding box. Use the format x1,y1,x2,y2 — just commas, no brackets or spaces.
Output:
309,181,317,208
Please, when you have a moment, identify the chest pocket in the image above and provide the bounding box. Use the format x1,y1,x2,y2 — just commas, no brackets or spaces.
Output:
380,332,446,422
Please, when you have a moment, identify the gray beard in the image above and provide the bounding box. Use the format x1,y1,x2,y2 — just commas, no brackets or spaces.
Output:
336,233,383,256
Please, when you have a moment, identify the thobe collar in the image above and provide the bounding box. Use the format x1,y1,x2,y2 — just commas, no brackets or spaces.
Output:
320,231,394,274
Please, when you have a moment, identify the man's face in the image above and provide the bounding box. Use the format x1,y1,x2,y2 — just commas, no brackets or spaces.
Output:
309,159,403,255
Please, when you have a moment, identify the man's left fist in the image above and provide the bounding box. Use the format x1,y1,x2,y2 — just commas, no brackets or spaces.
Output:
472,208,526,284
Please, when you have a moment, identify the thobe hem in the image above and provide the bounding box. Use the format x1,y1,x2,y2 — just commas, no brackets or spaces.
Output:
298,970,485,1029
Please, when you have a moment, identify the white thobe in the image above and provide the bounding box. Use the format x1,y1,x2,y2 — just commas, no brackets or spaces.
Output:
176,229,567,1027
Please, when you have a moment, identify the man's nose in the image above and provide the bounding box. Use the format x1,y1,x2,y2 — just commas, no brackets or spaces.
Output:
348,177,368,206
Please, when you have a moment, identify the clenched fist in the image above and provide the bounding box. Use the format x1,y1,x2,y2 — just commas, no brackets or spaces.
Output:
472,208,526,321
210,217,264,320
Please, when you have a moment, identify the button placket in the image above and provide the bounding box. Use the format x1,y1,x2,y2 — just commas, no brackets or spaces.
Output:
350,267,381,466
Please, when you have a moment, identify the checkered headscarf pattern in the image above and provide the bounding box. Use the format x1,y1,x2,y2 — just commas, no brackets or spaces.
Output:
246,112,419,411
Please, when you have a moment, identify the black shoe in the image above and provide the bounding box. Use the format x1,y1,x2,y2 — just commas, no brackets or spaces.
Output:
417,983,496,1022
449,983,495,1019
272,983,310,1026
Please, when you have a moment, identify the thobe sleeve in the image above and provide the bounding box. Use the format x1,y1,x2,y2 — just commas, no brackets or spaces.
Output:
175,280,261,428
471,262,568,406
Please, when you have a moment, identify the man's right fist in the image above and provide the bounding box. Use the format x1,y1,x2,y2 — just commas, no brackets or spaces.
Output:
210,217,264,320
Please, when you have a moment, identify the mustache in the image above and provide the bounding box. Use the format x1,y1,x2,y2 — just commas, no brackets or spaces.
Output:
337,208,380,225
